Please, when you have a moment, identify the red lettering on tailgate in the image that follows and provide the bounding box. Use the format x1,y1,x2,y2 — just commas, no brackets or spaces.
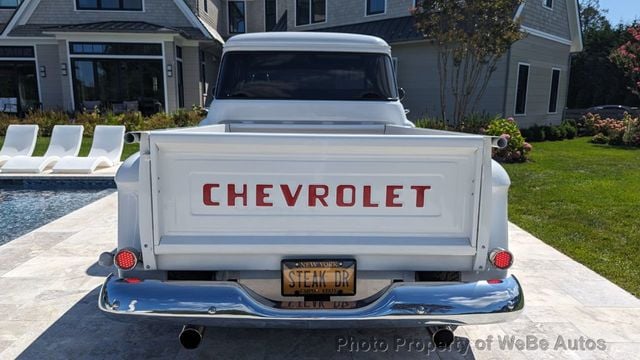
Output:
203,184,220,206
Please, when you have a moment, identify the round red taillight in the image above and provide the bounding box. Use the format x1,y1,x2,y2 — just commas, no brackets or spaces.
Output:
489,249,513,270
115,249,138,271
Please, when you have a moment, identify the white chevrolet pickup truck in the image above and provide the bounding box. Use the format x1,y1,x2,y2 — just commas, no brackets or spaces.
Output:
99,32,523,350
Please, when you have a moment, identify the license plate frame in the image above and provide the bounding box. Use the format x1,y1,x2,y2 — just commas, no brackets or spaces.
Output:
281,259,357,297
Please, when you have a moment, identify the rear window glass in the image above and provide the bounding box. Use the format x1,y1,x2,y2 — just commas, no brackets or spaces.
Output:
216,51,398,101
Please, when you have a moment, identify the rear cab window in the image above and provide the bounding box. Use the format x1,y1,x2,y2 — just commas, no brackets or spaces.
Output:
216,51,398,101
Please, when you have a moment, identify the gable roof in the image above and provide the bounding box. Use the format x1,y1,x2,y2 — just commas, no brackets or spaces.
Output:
0,0,223,43
29,21,209,40
312,16,423,44
514,0,583,52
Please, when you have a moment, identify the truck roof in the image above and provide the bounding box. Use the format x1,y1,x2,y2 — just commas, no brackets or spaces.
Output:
223,32,391,54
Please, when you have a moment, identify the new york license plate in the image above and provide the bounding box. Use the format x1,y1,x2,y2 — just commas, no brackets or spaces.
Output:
281,259,356,296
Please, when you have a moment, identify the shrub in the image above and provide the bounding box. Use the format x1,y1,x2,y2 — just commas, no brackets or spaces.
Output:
24,111,71,136
457,113,494,134
523,125,546,142
414,117,448,130
623,115,640,146
591,133,609,144
139,112,174,131
484,117,531,162
171,109,204,128
120,111,145,132
0,113,20,136
546,125,565,141
562,122,578,139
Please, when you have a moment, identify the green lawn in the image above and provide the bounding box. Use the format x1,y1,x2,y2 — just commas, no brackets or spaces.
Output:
0,136,139,161
504,138,640,297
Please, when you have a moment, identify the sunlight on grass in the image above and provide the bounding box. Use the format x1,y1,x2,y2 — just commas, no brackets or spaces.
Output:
504,138,640,296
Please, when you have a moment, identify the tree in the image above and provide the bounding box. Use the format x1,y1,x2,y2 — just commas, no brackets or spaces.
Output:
412,0,524,124
567,2,639,108
580,0,609,33
610,24,640,98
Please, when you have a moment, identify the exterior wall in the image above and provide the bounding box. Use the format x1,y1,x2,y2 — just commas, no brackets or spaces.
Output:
286,0,414,31
505,35,571,127
0,9,15,24
220,0,267,37
392,41,508,122
35,43,64,110
182,45,202,107
57,39,74,111
164,41,178,112
520,0,571,40
185,0,223,30
29,0,192,27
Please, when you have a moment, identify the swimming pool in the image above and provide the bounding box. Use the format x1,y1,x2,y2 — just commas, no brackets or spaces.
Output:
0,180,116,245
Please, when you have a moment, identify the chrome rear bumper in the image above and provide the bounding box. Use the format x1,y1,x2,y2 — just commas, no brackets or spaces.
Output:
99,274,524,328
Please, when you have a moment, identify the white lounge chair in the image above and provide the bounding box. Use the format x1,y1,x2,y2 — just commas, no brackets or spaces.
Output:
1,125,83,173
52,125,125,174
0,124,39,167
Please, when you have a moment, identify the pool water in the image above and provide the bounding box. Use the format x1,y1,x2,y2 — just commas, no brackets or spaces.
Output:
0,181,115,245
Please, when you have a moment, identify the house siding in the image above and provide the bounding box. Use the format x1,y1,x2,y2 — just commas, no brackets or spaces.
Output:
57,39,74,111
392,41,508,122
163,41,178,112
182,45,201,107
29,0,192,27
0,9,15,24
520,0,571,40
505,35,571,127
35,43,64,110
287,0,414,31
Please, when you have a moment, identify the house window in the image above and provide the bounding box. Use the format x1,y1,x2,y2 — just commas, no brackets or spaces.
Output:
76,0,143,11
200,51,207,97
203,0,208,13
296,0,326,26
0,0,23,9
228,1,246,34
543,0,553,9
265,0,277,31
0,46,34,58
548,68,561,113
71,59,164,113
514,64,529,115
366,0,385,15
69,42,161,56
176,46,184,108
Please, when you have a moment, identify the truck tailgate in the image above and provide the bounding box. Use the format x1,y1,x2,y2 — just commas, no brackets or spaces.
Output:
140,128,490,271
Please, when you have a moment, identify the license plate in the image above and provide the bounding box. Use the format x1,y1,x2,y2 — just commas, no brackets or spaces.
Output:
281,259,356,296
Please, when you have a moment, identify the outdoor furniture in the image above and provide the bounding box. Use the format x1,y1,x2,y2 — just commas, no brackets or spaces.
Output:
0,124,39,167
52,125,125,174
0,98,18,113
124,101,139,112
82,101,102,113
112,103,126,114
1,125,84,173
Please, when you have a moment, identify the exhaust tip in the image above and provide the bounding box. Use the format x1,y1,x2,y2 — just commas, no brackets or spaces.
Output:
429,326,455,349
124,132,140,144
179,325,205,350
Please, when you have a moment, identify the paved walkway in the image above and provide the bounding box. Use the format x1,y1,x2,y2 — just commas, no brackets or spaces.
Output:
0,193,638,359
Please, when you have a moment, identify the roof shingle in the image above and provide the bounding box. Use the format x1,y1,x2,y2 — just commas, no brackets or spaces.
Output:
8,21,208,40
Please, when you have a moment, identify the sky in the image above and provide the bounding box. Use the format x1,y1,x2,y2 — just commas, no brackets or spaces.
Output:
599,0,640,25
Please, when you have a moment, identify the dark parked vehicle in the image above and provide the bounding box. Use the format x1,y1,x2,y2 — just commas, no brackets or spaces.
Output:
586,105,636,119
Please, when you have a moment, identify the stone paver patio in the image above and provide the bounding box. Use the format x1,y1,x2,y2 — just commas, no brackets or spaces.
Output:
0,193,638,359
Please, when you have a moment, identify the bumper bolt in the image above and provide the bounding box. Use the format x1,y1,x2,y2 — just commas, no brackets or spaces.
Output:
416,305,426,315
208,307,217,314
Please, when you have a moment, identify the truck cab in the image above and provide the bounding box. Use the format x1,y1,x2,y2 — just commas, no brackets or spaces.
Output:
99,32,523,350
